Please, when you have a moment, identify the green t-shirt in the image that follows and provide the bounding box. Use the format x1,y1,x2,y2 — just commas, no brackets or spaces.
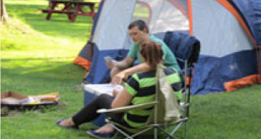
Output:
127,35,181,71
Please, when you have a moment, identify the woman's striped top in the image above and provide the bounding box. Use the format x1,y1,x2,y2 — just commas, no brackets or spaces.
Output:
123,67,182,128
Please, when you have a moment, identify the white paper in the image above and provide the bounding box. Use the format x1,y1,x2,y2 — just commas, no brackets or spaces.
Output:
84,84,123,96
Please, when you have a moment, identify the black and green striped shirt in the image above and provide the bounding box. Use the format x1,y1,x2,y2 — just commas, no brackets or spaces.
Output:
124,67,182,128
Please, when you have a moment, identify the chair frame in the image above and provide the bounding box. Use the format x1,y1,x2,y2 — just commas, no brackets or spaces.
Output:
97,60,194,139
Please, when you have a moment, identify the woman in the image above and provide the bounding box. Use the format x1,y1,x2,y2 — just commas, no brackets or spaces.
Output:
57,41,183,138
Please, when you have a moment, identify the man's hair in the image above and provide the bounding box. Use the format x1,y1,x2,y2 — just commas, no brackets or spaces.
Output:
128,19,149,33
140,41,163,70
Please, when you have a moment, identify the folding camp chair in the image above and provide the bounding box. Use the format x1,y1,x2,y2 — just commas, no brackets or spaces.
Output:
97,33,200,139
97,66,182,139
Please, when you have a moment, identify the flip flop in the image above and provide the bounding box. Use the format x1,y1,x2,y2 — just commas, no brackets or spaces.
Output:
86,130,114,139
56,119,79,129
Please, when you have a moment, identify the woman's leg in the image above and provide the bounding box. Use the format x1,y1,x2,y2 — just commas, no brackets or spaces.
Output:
72,94,115,126
58,94,124,129
58,94,116,127
95,124,114,133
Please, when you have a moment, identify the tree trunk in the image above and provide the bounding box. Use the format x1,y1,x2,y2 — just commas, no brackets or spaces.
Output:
1,0,9,24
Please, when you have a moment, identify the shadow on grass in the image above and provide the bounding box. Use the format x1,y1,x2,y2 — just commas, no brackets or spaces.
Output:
1,57,74,62
1,58,85,78
1,57,87,93
6,3,93,40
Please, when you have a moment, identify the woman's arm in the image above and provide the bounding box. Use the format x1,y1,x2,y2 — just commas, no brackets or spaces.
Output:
111,88,132,108
112,63,150,85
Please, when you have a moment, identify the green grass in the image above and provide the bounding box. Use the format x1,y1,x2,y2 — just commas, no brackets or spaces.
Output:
1,0,261,139
188,87,261,139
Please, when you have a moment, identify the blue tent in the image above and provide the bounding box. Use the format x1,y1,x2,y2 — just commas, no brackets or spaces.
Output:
74,0,261,95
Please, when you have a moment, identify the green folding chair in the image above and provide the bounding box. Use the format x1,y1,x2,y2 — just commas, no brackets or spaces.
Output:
97,64,188,139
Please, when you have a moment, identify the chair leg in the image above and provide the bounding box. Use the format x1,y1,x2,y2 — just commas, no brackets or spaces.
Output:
112,132,119,139
130,126,154,138
157,126,177,139
109,123,133,139
184,121,187,138
154,127,158,139
166,122,183,139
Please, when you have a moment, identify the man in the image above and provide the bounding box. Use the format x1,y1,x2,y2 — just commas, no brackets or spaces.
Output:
107,20,180,84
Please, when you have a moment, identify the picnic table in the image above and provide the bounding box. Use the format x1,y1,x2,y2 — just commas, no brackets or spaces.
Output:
42,0,97,22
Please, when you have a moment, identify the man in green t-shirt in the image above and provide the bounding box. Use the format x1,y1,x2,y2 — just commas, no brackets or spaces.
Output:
106,20,180,84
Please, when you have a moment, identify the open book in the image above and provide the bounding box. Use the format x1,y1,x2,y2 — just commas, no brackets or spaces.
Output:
84,84,123,96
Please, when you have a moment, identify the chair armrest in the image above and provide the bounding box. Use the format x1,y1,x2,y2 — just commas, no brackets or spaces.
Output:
97,101,157,114
180,102,190,108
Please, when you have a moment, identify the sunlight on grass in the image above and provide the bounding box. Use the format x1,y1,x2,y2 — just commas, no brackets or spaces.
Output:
2,1,95,138
5,0,47,5
1,17,86,63
1,0,89,92
1,0,261,139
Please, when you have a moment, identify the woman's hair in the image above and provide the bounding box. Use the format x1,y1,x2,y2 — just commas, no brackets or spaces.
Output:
140,41,163,70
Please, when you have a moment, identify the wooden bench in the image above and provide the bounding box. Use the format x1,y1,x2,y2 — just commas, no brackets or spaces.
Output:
41,0,97,22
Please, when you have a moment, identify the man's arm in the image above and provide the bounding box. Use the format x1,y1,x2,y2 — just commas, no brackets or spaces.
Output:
106,56,134,70
114,57,134,69
112,62,150,85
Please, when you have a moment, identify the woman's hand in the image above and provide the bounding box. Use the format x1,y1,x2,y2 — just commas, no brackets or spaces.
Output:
112,71,128,85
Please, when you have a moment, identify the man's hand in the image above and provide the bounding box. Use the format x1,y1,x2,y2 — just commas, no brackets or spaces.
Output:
106,61,116,69
111,71,128,85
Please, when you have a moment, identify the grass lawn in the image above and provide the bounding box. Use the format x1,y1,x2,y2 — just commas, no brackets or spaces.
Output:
1,0,261,139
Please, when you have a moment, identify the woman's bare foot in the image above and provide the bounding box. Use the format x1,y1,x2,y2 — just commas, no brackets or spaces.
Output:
95,124,114,133
58,118,75,127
